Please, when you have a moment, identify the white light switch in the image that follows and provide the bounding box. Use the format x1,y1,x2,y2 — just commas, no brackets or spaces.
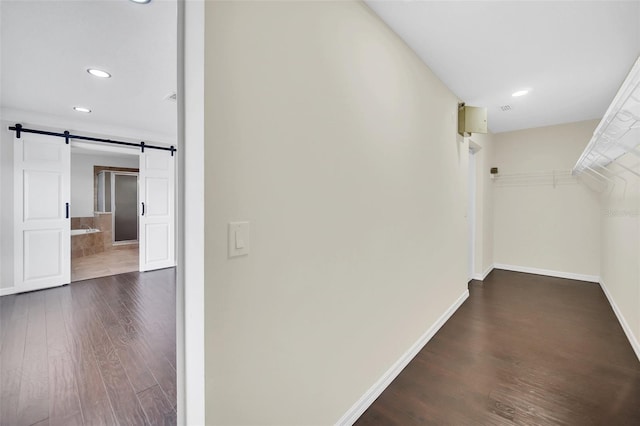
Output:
228,222,250,257
235,232,245,249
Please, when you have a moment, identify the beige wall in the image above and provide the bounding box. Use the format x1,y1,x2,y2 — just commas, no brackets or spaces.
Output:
492,120,601,278
203,1,471,424
600,151,640,356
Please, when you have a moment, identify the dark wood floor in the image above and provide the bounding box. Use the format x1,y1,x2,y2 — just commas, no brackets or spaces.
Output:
0,269,176,426
356,270,640,425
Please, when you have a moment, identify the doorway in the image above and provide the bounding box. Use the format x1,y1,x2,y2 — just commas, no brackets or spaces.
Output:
10,134,176,288
1,0,183,422
70,148,141,282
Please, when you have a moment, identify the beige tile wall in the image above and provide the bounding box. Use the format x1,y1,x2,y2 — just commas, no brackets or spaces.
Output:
71,231,104,258
71,212,114,258
95,213,113,251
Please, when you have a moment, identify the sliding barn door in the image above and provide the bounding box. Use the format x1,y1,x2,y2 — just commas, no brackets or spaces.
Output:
139,149,175,272
14,133,70,292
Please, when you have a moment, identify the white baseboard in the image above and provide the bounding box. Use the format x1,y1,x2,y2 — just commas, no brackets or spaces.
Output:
335,289,469,426
0,286,17,296
599,279,640,362
0,282,66,296
472,264,494,281
493,263,599,283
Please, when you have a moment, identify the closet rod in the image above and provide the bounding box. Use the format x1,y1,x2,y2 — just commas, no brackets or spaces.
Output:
8,123,176,156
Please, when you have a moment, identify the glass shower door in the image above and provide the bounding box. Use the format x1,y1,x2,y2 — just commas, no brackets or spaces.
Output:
113,173,139,242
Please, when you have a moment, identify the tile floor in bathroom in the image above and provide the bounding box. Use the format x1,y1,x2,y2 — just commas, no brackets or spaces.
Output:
71,245,139,282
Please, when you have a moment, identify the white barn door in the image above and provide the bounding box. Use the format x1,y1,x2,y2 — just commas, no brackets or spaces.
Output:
139,149,175,272
14,133,70,292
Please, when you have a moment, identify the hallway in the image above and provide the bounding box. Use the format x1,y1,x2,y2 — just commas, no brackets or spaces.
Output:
0,269,176,425
356,270,640,425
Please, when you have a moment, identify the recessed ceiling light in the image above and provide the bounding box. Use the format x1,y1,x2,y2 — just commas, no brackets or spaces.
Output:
512,89,530,97
73,106,92,113
87,68,111,78
130,0,151,4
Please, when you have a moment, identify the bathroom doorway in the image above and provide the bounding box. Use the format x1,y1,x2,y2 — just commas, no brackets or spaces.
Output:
71,148,141,282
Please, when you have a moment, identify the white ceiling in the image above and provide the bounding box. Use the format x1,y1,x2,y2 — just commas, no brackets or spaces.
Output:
1,0,177,142
2,1,638,137
366,0,640,133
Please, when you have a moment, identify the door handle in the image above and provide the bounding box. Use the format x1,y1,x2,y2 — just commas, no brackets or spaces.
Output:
141,202,145,216
66,202,69,219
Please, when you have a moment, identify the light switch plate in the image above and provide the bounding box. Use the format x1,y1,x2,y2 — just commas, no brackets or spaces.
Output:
228,222,250,258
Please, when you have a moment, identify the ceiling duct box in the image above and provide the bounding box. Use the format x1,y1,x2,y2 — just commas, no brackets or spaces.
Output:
458,105,488,136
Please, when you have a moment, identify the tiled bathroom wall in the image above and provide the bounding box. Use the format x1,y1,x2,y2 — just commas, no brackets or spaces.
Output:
71,231,104,258
71,212,113,258
95,212,113,252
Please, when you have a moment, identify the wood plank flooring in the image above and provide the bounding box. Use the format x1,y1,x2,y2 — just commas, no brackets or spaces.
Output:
356,270,640,425
0,268,176,426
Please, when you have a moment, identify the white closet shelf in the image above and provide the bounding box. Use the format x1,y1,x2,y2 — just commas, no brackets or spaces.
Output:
492,169,578,188
573,56,640,178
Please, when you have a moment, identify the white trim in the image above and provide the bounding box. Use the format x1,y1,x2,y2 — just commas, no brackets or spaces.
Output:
70,141,140,157
493,263,599,283
0,286,18,296
0,282,65,296
335,289,469,426
467,149,476,281
599,279,640,362
0,287,14,296
176,0,186,422
180,0,206,425
472,264,494,281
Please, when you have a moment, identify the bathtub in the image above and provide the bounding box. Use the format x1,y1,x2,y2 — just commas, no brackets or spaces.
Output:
71,228,101,236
